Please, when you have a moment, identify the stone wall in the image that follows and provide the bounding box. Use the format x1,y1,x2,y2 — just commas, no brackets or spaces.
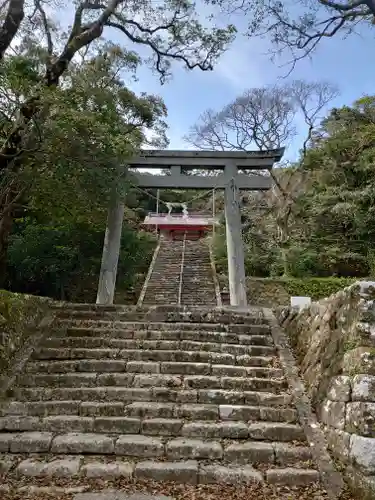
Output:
218,275,354,306
0,291,51,377
279,281,375,493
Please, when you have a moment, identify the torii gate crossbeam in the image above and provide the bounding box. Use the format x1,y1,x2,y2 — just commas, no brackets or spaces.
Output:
96,148,284,308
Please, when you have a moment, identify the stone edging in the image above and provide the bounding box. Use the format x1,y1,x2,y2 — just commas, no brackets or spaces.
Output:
0,312,55,403
137,238,162,306
263,307,345,499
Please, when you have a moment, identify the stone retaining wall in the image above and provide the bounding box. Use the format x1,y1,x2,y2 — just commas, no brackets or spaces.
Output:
278,281,375,494
0,291,51,377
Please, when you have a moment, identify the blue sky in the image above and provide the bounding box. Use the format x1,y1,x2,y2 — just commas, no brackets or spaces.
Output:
128,14,374,163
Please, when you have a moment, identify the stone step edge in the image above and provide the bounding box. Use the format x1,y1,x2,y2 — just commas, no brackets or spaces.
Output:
61,321,269,329
12,387,292,405
0,418,303,440
0,432,310,460
1,401,295,420
1,455,320,486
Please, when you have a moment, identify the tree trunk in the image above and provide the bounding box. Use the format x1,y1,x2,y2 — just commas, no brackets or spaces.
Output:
0,212,14,288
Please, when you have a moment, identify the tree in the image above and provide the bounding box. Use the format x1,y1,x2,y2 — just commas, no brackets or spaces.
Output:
185,80,338,276
0,47,168,281
0,0,236,275
208,0,375,69
293,95,375,277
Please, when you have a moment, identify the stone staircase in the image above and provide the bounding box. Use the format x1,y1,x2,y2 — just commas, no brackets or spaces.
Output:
180,239,217,306
0,304,324,491
141,235,218,307
142,237,183,306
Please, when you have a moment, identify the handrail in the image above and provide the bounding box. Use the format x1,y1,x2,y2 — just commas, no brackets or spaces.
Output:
177,231,187,305
208,236,222,307
137,237,162,306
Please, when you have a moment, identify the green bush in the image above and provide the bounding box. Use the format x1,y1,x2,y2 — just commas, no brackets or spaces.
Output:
6,219,156,302
280,277,356,300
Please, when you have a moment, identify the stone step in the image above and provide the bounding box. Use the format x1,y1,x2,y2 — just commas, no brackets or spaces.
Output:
13,387,292,405
54,308,267,325
0,455,320,486
31,349,276,369
2,401,297,422
64,328,271,344
16,372,286,392
63,321,270,335
39,338,275,356
0,432,310,465
47,331,274,347
25,360,280,376
0,416,304,440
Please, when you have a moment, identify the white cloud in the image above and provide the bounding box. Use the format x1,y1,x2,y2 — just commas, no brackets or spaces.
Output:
215,37,266,90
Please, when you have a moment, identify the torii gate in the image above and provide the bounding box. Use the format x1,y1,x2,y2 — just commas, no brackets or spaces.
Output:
96,148,284,308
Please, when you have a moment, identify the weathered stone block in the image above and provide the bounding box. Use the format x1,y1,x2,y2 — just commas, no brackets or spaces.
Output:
266,468,319,485
184,376,219,390
126,402,174,419
326,428,350,462
51,433,114,454
248,422,305,442
224,442,275,464
127,361,160,373
43,458,81,477
166,438,223,460
346,402,375,436
352,375,375,402
135,460,198,484
320,400,346,430
43,416,94,433
10,432,52,453
0,416,40,431
176,404,218,420
97,373,134,386
115,435,164,457
199,389,243,405
80,402,124,417
82,461,134,478
260,407,298,423
219,405,260,421
350,434,375,474
176,390,198,403
94,417,141,434
141,418,183,436
0,458,14,475
161,362,211,375
133,374,181,388
327,376,351,402
0,433,12,452
16,459,44,477
199,464,263,484
273,443,312,465
78,359,127,372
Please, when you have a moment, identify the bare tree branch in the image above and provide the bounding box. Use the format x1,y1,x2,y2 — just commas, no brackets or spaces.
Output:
185,79,338,273
208,0,373,70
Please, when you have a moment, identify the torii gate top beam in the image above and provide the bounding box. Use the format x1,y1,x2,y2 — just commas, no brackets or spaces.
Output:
129,148,284,170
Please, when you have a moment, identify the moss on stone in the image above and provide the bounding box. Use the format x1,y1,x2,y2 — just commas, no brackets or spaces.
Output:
0,290,51,374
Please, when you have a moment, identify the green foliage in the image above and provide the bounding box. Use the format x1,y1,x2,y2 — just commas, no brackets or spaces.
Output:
280,277,355,301
6,219,156,302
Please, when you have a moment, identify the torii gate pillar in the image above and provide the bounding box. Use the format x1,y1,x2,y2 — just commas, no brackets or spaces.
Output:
96,190,124,305
224,163,247,307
